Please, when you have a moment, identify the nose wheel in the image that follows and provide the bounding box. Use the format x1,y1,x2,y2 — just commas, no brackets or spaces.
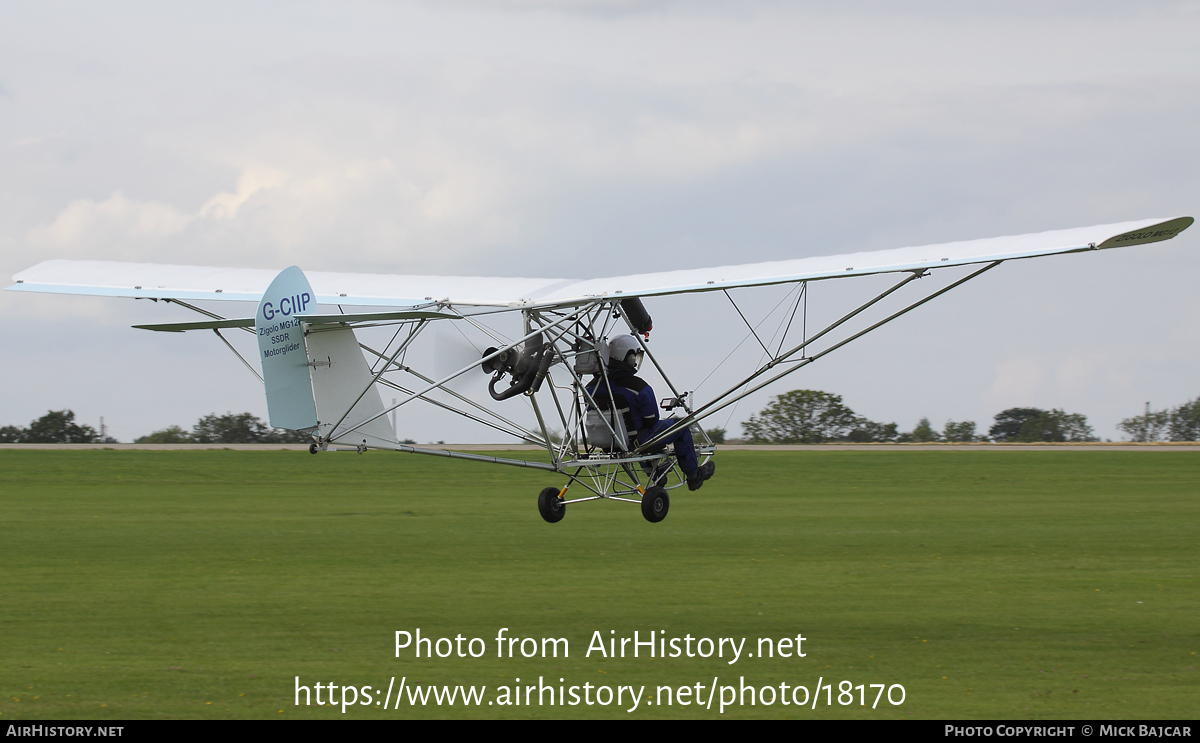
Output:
538,486,566,523
641,486,669,523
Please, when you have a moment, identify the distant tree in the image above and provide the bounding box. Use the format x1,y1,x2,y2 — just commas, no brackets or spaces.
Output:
942,420,979,442
135,425,194,444
900,417,940,443
191,412,310,443
989,408,1045,442
847,420,899,443
192,413,270,443
21,410,98,443
704,427,727,444
1118,403,1171,442
990,407,1096,442
1167,397,1200,441
0,425,25,443
743,390,864,444
1042,411,1096,442
742,390,898,443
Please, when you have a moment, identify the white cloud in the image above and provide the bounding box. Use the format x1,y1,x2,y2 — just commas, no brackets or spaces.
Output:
198,165,287,220
21,153,517,271
27,192,192,257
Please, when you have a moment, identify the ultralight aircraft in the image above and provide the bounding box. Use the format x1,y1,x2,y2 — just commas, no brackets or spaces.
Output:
8,216,1193,522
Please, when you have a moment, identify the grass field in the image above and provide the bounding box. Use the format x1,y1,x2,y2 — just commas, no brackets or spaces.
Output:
0,449,1197,720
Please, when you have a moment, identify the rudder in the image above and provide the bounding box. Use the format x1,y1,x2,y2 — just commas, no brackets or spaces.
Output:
306,326,397,447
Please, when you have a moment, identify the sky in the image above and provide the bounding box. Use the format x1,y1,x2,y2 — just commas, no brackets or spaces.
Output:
2,1,1199,443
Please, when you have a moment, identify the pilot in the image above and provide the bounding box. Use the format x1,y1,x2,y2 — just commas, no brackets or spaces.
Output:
586,334,716,491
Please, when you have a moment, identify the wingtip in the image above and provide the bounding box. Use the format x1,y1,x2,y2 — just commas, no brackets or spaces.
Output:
1096,216,1194,250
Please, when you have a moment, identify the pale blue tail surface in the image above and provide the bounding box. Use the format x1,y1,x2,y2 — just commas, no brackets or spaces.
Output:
257,266,396,445
256,266,318,431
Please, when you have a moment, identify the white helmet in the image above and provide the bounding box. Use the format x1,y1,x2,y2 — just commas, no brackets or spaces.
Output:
607,334,644,370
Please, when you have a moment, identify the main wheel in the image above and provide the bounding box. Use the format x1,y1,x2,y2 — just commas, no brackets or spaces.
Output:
537,486,566,523
641,486,670,523
308,442,319,455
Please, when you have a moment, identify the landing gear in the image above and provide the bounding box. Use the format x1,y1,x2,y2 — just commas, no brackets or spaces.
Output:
640,457,672,488
308,442,319,455
641,486,669,523
538,486,566,523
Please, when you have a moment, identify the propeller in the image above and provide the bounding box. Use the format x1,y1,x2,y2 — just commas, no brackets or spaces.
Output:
431,323,488,393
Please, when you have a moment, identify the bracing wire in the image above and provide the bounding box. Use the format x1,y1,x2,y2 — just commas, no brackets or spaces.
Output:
721,282,809,432
695,283,803,394
724,290,771,355
372,324,406,374
451,316,484,354
777,281,806,357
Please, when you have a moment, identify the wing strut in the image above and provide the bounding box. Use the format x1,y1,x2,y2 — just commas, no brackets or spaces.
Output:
152,298,265,384
212,328,264,384
637,261,1004,452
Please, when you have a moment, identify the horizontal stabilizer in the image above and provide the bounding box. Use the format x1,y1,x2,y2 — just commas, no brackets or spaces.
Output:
133,309,458,332
297,310,459,324
133,318,255,332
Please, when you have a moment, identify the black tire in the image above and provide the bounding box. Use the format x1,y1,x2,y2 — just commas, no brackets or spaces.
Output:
641,486,669,523
538,486,566,523
308,442,319,455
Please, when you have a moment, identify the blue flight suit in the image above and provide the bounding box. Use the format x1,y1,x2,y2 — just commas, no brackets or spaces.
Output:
586,368,698,476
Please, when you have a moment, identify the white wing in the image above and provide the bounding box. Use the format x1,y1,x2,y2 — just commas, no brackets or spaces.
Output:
8,216,1191,309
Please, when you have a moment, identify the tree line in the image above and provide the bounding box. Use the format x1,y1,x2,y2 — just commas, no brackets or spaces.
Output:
0,410,117,444
738,390,1100,444
5,394,1199,444
1116,398,1200,442
0,410,308,444
135,413,311,443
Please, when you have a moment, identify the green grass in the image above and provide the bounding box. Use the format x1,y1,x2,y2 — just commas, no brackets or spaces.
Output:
0,450,1197,719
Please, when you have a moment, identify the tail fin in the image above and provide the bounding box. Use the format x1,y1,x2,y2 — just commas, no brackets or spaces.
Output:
256,267,318,431
256,265,396,445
